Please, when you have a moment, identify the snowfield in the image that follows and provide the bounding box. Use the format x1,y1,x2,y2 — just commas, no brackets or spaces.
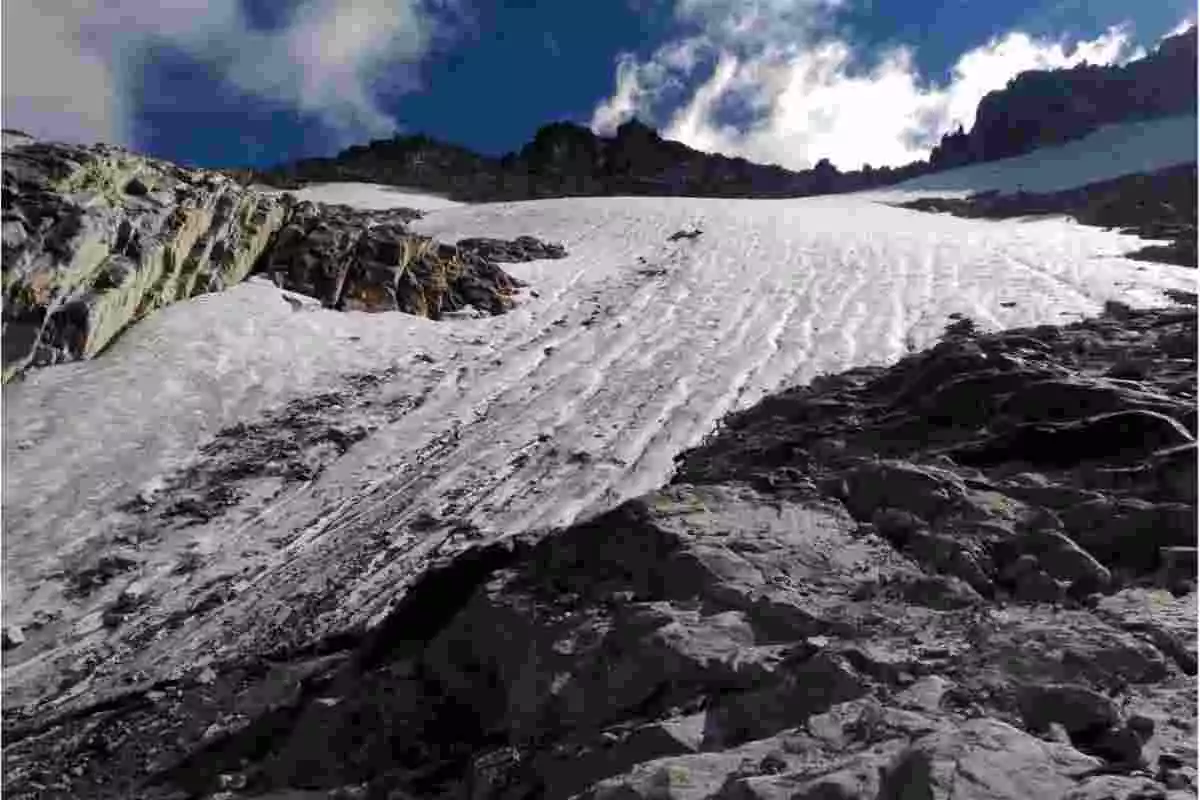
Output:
3,117,1197,712
254,180,467,211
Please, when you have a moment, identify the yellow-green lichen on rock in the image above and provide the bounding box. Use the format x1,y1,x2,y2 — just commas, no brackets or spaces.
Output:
81,253,173,359
219,195,289,286
50,151,160,208
4,137,549,382
2,137,294,380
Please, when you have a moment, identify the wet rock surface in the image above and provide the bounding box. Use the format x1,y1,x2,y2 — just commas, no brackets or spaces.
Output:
3,291,1195,800
2,138,567,382
897,164,1197,267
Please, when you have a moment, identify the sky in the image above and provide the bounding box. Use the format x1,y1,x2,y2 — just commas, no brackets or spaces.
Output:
3,0,1195,172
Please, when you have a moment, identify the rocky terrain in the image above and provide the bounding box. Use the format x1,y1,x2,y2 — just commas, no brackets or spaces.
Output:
3,286,1195,799
235,28,1196,204
897,163,1198,267
1,135,567,382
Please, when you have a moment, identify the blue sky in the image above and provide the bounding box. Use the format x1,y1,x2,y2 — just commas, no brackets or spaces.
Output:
4,0,1195,171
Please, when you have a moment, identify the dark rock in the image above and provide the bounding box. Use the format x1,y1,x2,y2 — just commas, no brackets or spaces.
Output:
124,177,149,196
2,139,294,380
1158,546,1198,588
2,626,26,650
1091,725,1149,768
255,201,549,319
1017,683,1121,739
455,235,567,263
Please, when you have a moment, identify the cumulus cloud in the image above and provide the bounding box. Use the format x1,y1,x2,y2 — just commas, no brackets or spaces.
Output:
3,0,451,149
591,0,1147,170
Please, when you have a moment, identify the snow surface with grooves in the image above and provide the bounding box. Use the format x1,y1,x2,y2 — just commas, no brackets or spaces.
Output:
2,118,1197,712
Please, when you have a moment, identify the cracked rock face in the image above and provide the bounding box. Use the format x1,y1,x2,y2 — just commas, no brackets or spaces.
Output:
3,295,1195,800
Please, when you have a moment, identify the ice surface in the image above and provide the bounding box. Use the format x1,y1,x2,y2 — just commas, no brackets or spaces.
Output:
2,118,1196,710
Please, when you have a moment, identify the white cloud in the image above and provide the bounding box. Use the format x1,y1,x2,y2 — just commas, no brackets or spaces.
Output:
2,0,449,150
591,55,652,136
591,0,1147,170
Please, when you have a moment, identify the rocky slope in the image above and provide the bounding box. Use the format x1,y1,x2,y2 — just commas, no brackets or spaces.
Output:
238,27,1196,204
3,290,1195,800
1,135,566,382
897,163,1198,267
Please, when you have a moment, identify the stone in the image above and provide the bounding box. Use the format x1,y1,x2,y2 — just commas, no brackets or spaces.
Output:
1017,683,1122,740
1158,547,1198,587
2,625,26,650
1091,725,1149,767
1020,527,1112,590
255,202,548,319
2,140,293,380
1065,775,1174,800
877,719,1102,799
842,461,967,522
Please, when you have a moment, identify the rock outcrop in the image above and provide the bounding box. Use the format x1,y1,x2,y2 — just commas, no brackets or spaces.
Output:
897,163,1198,267
4,293,1194,800
2,138,292,379
2,137,567,382
257,203,542,318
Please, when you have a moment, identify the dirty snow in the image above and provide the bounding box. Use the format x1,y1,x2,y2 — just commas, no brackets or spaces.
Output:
2,117,1197,712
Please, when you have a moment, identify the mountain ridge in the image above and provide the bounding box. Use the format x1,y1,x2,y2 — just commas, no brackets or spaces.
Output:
232,26,1197,202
